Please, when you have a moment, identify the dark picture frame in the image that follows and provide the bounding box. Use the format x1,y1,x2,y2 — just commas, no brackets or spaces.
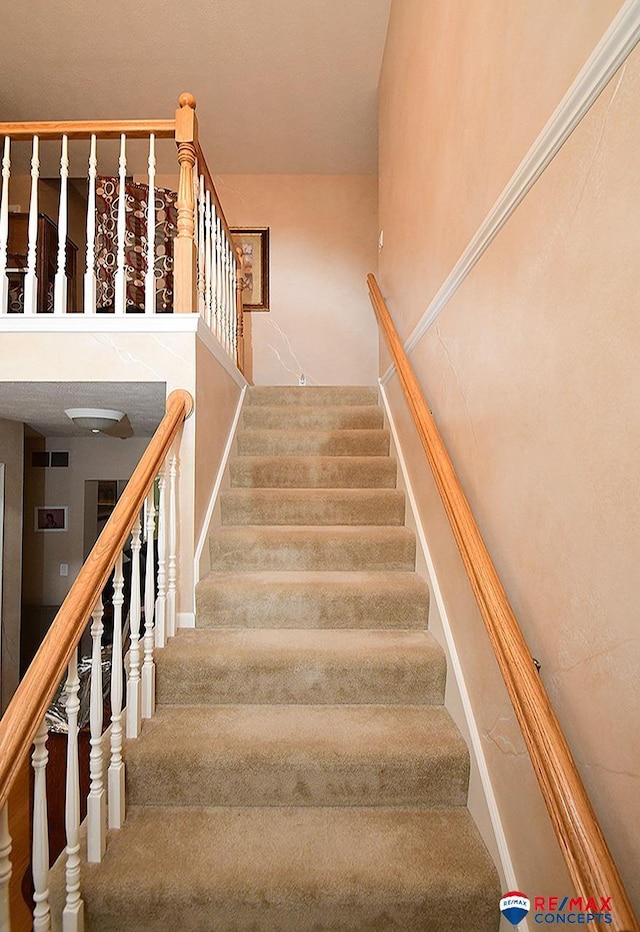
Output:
231,227,270,311
35,506,68,532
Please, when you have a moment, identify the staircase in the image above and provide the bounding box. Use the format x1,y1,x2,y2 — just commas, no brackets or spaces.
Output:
51,385,500,930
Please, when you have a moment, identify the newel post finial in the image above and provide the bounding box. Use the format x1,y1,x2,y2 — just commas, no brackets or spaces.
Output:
177,93,197,111
174,92,199,313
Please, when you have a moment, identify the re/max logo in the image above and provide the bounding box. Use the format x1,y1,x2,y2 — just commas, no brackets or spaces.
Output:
534,898,613,912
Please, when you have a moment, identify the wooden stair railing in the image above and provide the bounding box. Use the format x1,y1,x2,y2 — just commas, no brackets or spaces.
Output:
367,273,638,932
0,388,192,930
0,94,245,373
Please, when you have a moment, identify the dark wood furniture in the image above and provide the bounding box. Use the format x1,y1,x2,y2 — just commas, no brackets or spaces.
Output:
7,212,78,313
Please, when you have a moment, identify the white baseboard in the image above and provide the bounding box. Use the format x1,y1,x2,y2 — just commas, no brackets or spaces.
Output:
177,611,195,629
193,385,247,584
379,380,528,923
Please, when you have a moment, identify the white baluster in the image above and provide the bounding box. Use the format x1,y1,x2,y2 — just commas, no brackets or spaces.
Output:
108,553,126,829
231,255,238,360
83,135,97,314
54,135,69,315
197,176,206,319
215,212,223,342
23,136,40,316
0,137,10,315
31,721,50,932
114,134,127,316
223,239,230,353
144,134,156,315
0,803,12,931
126,516,142,739
204,188,212,327
63,649,84,931
87,598,106,863
142,488,156,719
155,465,167,649
167,454,178,638
227,240,233,353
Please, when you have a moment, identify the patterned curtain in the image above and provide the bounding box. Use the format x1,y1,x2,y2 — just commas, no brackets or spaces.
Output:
95,176,177,312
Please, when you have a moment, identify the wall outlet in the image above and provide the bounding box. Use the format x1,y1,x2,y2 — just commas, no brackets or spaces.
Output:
60,563,68,577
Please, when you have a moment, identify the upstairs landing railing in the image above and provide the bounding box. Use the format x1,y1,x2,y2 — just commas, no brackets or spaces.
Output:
0,389,192,931
0,94,246,372
367,273,638,932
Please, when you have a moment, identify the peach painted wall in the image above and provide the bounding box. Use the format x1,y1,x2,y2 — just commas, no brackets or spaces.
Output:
0,420,24,710
379,0,639,915
214,175,379,386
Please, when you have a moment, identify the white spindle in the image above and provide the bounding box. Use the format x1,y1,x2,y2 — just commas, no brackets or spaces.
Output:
63,649,84,931
83,135,97,314
114,134,127,316
222,239,230,353
231,255,238,358
0,803,12,931
204,188,212,328
23,136,40,316
54,135,69,315
155,465,167,649
142,488,156,719
144,134,156,315
215,212,223,342
167,454,178,638
197,176,206,319
87,598,106,863
126,516,142,739
31,720,50,932
0,136,10,315
108,553,126,829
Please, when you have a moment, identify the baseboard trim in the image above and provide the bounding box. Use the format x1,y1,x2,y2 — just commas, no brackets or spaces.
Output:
379,380,522,906
382,0,640,384
177,611,195,629
193,385,247,584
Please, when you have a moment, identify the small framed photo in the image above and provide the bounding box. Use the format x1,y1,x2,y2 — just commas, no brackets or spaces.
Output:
35,506,68,532
231,227,270,311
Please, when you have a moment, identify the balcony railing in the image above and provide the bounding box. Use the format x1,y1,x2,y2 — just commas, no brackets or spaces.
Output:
0,93,246,373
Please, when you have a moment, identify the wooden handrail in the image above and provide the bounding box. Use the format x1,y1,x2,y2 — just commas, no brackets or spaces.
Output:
0,120,175,140
0,389,193,812
367,274,638,932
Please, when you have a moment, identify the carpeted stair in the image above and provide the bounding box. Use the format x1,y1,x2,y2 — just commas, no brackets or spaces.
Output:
50,385,500,930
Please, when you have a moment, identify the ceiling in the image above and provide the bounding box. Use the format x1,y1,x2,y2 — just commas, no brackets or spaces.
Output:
0,0,391,175
0,382,167,438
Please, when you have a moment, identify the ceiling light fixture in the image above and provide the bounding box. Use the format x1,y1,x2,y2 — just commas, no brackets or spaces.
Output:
65,407,125,434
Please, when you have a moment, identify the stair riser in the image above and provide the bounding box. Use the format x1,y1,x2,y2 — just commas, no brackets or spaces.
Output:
243,405,383,430
247,386,379,407
230,457,397,488
220,489,405,526
208,530,415,572
125,748,468,810
156,658,446,706
196,577,430,629
237,429,390,457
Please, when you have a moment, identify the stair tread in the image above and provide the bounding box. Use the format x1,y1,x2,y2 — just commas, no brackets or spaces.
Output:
242,404,384,429
246,385,379,406
237,428,390,457
208,525,416,572
196,570,430,629
230,455,397,488
50,806,499,931
156,628,446,705
220,487,405,526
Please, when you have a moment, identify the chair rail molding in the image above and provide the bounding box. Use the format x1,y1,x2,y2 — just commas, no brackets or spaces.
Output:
382,0,640,382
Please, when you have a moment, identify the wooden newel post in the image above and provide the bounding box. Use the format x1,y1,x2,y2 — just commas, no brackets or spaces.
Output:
235,244,245,374
174,93,198,314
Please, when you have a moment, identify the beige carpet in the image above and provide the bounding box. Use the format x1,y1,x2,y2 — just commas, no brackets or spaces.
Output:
50,385,500,930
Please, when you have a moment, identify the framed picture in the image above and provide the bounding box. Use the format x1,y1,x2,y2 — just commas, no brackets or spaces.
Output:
231,227,270,311
35,506,68,532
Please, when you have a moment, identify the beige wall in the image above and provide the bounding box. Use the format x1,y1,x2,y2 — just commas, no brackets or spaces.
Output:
215,174,379,386
0,420,24,710
379,0,639,913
